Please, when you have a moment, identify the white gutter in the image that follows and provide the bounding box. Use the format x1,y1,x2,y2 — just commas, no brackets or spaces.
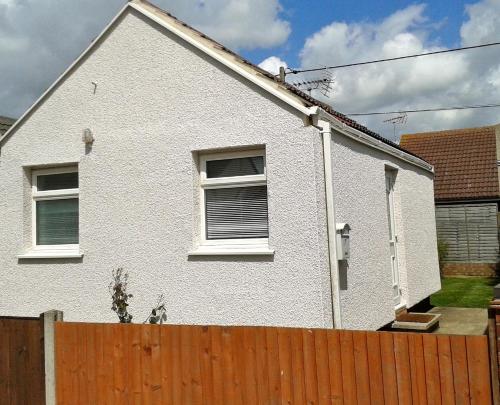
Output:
316,118,343,329
310,107,434,174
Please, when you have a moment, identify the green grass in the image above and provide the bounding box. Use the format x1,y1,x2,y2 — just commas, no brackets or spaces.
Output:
431,277,498,308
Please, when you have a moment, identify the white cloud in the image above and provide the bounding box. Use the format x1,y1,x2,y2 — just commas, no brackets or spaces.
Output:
258,56,287,75
296,0,500,139
0,0,290,118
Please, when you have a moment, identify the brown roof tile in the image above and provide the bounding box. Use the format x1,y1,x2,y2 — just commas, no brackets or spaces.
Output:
400,125,500,201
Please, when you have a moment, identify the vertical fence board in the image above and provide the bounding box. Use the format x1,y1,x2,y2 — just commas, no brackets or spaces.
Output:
112,324,126,403
423,334,442,405
408,334,427,405
291,328,306,404
339,330,357,404
129,324,143,404
242,327,258,405
209,327,224,405
221,327,237,404
190,326,204,405
265,327,281,401
314,329,332,405
277,328,293,405
366,332,385,405
394,333,413,405
353,331,371,405
327,330,344,405
150,325,163,404
303,329,319,405
466,336,492,405
254,327,270,404
449,336,471,405
170,325,182,405
199,326,214,405
179,325,192,405
52,322,494,405
437,335,455,405
380,332,399,405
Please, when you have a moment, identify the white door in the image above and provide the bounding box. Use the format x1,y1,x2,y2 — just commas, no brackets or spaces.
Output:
385,172,401,307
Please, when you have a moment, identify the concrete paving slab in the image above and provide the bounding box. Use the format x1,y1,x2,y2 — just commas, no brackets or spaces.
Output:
428,307,487,335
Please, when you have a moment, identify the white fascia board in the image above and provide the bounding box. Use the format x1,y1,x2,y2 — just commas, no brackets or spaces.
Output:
128,2,311,116
311,107,434,174
0,3,132,149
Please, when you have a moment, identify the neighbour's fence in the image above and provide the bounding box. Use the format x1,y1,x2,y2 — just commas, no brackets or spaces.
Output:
55,322,493,404
0,316,45,405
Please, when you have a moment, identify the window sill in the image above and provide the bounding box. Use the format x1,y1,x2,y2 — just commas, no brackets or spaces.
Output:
188,246,275,256
17,249,83,259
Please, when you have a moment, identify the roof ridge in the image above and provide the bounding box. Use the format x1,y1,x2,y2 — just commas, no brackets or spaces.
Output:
402,124,498,138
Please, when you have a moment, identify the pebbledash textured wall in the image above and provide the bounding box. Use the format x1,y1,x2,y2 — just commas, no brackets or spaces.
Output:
0,8,440,330
331,134,441,330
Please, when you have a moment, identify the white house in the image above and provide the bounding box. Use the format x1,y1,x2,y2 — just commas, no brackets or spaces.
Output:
0,0,440,330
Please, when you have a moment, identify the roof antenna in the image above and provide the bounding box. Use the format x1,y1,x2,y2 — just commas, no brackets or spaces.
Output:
383,113,408,142
290,69,335,97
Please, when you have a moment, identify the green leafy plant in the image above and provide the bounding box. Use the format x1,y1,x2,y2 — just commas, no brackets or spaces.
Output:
109,269,167,324
109,268,133,323
144,294,167,325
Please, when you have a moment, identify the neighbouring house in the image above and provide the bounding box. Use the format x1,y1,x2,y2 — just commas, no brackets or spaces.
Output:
0,0,440,330
401,124,500,277
0,116,15,137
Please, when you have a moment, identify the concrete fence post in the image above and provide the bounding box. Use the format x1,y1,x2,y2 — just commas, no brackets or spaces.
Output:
489,285,500,405
40,310,63,405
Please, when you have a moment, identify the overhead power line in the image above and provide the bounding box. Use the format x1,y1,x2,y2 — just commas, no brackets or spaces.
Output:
288,41,500,75
346,103,500,116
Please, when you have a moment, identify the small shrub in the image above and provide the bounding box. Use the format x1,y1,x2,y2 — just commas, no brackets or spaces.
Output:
109,268,133,323
145,294,167,325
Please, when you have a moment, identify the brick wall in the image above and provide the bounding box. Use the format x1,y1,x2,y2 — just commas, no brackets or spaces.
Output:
443,262,497,277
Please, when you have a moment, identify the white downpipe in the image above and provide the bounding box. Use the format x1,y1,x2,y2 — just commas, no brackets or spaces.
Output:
319,119,343,329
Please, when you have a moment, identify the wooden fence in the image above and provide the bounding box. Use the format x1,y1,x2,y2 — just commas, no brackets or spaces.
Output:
0,316,45,405
55,322,493,404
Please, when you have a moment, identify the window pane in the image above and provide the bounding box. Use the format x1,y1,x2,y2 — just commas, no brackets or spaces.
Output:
37,172,78,191
205,186,269,239
36,199,79,245
206,156,264,178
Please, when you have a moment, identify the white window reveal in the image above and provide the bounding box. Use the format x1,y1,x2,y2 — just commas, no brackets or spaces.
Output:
191,150,274,255
19,167,82,259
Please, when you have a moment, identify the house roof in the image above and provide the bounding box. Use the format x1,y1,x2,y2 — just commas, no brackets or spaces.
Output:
0,116,15,137
0,0,430,171
400,125,500,201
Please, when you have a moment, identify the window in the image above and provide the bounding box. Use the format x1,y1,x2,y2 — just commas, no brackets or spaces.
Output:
24,167,80,258
195,150,272,254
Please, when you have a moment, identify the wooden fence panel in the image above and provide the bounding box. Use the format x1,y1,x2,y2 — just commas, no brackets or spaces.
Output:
55,322,494,405
0,316,45,405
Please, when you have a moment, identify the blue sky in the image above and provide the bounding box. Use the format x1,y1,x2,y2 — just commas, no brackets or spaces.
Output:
243,0,469,69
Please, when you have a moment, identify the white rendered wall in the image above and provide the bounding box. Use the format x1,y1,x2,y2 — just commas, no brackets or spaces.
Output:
330,131,441,330
0,10,333,327
0,9,440,330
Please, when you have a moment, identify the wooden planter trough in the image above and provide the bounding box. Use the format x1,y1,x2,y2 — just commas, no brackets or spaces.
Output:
391,312,441,331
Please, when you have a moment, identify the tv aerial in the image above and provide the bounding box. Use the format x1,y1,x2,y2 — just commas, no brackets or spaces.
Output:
279,66,334,98
383,113,408,142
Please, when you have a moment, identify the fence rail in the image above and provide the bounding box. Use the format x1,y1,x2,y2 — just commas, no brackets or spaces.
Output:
0,316,45,405
55,322,493,404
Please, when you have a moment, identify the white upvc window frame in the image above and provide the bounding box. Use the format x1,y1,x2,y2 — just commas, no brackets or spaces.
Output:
191,149,274,256
19,166,81,259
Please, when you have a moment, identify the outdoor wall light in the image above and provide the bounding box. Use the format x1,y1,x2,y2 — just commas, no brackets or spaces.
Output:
82,128,94,145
